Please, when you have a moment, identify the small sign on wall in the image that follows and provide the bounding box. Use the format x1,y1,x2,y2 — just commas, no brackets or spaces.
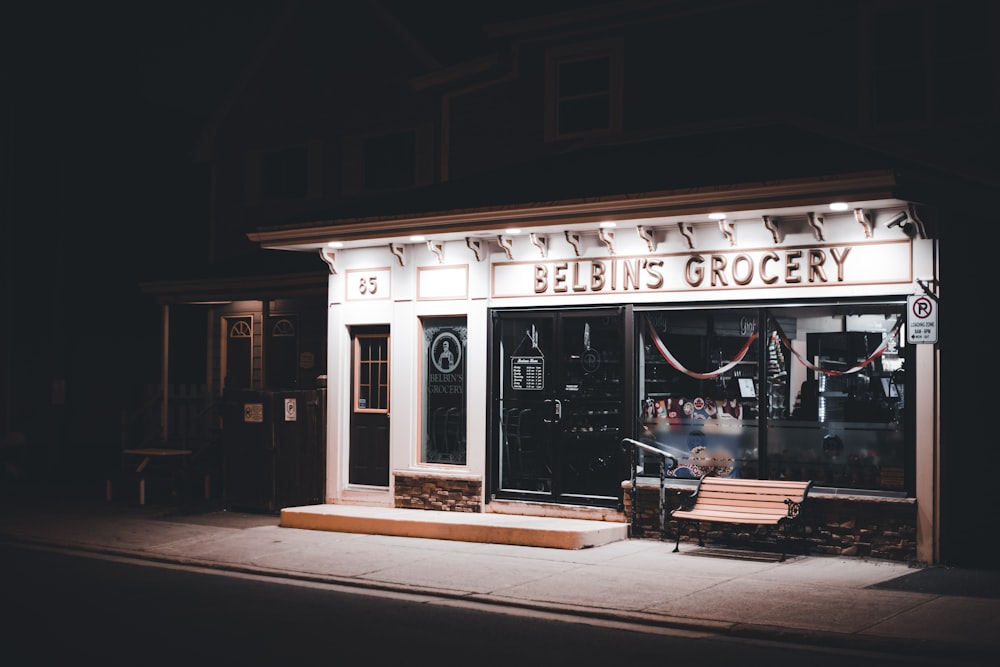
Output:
906,294,938,344
243,403,264,423
284,398,297,422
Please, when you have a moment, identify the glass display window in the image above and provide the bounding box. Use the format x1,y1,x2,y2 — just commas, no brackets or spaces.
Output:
636,301,909,495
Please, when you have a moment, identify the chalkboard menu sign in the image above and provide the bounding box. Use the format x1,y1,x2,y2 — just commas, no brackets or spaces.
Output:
511,356,544,390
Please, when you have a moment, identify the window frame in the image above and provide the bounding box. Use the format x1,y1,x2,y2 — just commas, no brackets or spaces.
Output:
544,37,624,142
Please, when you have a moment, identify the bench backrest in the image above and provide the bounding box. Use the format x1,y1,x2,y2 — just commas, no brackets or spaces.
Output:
692,477,812,517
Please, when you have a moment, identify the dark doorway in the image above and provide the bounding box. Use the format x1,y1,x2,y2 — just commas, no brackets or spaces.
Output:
493,308,628,507
348,326,390,486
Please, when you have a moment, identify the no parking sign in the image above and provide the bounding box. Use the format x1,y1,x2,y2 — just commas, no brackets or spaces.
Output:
906,294,938,344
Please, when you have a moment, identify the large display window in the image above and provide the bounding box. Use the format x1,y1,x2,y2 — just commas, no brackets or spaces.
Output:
637,301,909,495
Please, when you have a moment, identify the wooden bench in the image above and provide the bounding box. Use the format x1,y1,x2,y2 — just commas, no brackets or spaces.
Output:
671,477,812,561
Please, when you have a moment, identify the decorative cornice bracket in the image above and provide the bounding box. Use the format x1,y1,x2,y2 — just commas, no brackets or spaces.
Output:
719,219,736,247
465,237,485,262
807,212,825,242
389,242,405,267
497,235,514,260
319,248,337,274
529,233,548,258
427,240,444,264
598,228,616,255
763,215,783,244
677,222,694,249
564,231,582,257
636,225,656,252
854,208,873,239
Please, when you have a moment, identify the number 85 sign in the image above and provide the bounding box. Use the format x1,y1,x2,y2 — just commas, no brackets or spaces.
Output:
346,268,391,301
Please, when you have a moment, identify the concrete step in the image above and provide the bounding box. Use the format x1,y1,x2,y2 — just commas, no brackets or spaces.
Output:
279,504,629,549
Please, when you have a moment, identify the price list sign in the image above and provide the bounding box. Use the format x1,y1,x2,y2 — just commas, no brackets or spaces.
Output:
511,356,545,390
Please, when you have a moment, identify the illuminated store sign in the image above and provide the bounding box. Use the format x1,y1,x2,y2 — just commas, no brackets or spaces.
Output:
492,240,911,298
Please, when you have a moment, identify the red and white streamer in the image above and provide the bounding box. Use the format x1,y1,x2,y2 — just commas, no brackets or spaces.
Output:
646,317,902,379
771,317,902,376
646,320,757,379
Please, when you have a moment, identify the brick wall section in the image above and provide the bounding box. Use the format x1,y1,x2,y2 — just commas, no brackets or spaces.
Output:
623,484,918,562
394,472,482,512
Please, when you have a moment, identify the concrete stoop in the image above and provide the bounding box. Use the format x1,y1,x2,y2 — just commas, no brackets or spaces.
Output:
279,504,629,549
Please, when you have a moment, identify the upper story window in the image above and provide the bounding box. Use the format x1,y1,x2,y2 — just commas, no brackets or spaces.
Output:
869,1,994,127
262,145,308,200
364,130,416,190
545,38,623,141
342,124,433,195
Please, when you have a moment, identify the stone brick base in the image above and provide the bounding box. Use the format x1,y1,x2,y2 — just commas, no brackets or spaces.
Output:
394,471,482,512
622,482,918,562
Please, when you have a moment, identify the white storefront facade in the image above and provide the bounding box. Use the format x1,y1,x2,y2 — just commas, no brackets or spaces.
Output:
252,171,940,564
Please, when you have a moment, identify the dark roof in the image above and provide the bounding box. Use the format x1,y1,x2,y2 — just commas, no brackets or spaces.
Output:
266,120,956,230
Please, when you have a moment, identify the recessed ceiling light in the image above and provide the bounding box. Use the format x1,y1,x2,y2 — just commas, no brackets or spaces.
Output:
708,212,726,220
327,241,343,248
829,202,849,211
599,221,617,228
505,228,521,235
410,235,425,242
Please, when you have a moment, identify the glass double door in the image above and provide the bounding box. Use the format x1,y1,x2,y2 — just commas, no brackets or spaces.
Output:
494,308,628,506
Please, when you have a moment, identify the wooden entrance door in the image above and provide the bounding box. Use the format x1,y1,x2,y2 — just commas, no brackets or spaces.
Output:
349,326,390,486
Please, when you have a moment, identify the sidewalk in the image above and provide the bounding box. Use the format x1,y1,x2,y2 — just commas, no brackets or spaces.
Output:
1,481,998,665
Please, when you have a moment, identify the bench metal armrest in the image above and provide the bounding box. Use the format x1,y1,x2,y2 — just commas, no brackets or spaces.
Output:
784,498,803,519
675,489,697,512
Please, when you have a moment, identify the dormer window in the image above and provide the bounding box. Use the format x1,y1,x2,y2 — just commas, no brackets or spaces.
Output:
364,130,416,190
545,38,623,141
262,145,308,200
342,124,433,194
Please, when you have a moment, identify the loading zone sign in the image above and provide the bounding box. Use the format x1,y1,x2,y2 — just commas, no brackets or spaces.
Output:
907,294,938,344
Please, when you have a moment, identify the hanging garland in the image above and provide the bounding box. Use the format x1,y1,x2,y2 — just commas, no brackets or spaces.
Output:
645,317,902,380
645,320,757,379
770,317,902,376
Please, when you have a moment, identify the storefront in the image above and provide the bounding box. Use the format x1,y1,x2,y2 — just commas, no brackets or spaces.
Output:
250,172,939,563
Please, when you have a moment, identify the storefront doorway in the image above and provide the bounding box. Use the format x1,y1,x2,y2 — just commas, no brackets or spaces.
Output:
349,326,390,486
492,308,630,507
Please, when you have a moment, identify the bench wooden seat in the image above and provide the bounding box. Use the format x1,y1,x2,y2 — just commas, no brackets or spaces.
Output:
671,477,812,561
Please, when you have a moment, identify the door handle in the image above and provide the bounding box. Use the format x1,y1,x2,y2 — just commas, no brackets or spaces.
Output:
542,399,562,423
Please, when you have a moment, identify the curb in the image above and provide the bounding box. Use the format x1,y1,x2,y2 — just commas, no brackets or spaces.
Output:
3,533,996,664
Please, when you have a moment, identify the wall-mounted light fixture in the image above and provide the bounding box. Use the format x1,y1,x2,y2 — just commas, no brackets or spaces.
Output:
885,211,908,229
884,208,926,239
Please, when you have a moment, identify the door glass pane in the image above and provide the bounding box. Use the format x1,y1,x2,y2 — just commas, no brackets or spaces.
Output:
558,313,624,498
355,334,389,412
498,315,554,494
